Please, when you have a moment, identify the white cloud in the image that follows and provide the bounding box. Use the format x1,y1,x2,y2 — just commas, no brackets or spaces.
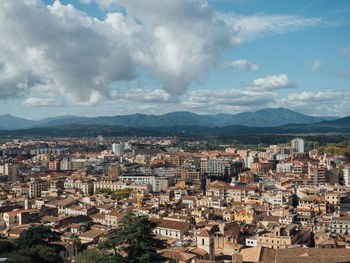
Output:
223,59,259,72
22,97,62,107
221,14,321,42
0,0,321,105
246,74,295,91
278,90,350,116
186,89,275,106
0,0,135,105
79,0,92,4
310,59,321,72
111,88,178,103
341,45,350,59
106,87,277,115
102,87,350,117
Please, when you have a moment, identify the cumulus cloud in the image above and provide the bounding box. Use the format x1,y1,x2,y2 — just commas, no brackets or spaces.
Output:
0,0,321,105
111,88,178,103
246,74,295,91
310,60,321,72
22,97,62,107
278,90,350,116
185,89,276,107
0,0,134,105
106,87,277,115
223,59,259,72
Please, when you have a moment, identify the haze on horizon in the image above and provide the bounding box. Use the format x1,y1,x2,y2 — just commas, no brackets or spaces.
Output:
0,0,349,119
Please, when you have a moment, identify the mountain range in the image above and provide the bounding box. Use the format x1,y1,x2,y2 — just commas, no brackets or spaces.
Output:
0,115,349,138
0,108,338,130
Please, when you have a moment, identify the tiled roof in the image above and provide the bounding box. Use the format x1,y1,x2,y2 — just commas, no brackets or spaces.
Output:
154,219,190,231
5,208,37,216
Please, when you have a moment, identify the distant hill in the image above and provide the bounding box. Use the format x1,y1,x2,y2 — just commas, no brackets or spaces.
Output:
0,114,36,130
0,108,338,130
0,114,349,137
216,108,336,127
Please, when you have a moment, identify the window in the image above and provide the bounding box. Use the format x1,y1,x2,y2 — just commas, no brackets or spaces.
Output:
202,239,205,245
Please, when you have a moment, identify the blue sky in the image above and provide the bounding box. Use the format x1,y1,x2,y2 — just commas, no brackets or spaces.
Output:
0,0,349,119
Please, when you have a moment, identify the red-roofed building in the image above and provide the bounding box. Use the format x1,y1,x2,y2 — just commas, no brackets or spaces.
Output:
3,209,38,227
153,219,191,240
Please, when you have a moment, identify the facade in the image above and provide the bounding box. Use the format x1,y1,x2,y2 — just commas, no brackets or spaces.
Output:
94,180,152,193
29,178,49,198
196,229,215,261
153,219,190,240
257,225,310,249
118,175,173,192
112,143,124,155
331,217,350,235
291,138,304,153
6,164,19,183
108,163,121,178
250,162,273,174
64,179,94,195
343,166,350,186
3,209,38,227
309,166,328,185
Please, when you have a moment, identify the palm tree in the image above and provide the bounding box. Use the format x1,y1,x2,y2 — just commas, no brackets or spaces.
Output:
69,233,82,259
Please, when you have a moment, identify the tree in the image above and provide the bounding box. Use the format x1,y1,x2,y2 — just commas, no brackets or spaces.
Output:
17,245,62,263
95,188,131,200
15,225,61,248
98,211,167,263
0,239,14,254
76,248,104,263
3,225,64,263
69,233,82,258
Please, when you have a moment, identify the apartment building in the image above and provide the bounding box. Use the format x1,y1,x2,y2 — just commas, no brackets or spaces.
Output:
257,224,310,249
64,179,94,195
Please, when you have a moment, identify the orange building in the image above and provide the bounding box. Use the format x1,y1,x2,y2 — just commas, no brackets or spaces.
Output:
250,162,273,174
108,164,121,178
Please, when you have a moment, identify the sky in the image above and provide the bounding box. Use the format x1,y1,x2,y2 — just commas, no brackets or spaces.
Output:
0,0,349,120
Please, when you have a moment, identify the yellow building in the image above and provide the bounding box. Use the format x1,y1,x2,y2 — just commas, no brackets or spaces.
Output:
234,210,255,223
245,195,263,206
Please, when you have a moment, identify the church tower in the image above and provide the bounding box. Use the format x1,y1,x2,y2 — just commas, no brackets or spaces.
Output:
197,228,215,260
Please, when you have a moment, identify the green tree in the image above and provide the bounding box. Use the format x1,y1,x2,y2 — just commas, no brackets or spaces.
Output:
0,239,14,254
17,245,62,263
115,188,131,200
0,225,64,263
76,248,103,263
98,211,167,263
69,233,82,258
15,225,61,248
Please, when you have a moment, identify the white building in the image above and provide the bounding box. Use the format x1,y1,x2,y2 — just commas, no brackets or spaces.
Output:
291,138,304,153
112,143,124,155
246,236,258,247
118,175,174,192
276,163,293,173
343,166,350,186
